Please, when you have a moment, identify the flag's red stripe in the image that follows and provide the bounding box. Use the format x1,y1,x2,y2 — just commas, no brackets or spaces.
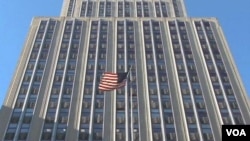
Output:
98,80,126,91
98,83,118,91
98,83,126,91
100,78,117,83
103,73,118,77
98,84,118,89
99,81,119,86
98,87,115,91
100,77,118,83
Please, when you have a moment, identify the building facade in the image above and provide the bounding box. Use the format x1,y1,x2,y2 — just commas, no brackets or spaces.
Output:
0,0,249,141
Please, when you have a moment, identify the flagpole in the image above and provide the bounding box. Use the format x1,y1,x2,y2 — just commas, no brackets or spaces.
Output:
129,66,133,141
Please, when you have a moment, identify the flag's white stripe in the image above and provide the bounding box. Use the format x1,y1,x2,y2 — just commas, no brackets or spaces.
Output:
98,80,126,91
99,81,119,86
101,76,118,81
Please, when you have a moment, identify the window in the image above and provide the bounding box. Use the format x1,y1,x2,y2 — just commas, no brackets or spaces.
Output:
15,99,24,108
95,114,103,124
179,76,187,82
27,99,36,108
218,101,226,109
222,116,231,124
68,62,76,70
211,76,218,82
190,132,200,141
34,74,42,82
116,131,125,140
73,33,80,39
105,2,112,17
124,2,130,17
37,33,44,39
5,132,15,140
225,88,233,95
153,132,162,140
10,115,20,123
37,61,45,70
196,102,205,109
61,100,70,109
116,116,125,124
193,88,201,95
171,34,178,40
42,132,52,140
184,102,192,109
166,132,176,140
181,88,190,95
86,2,93,17
45,114,55,123
18,132,28,140
160,88,169,95
52,87,60,95
66,75,74,82
81,116,90,124
165,116,174,123
187,116,196,124
56,132,66,140
190,76,198,82
136,2,142,17
214,88,222,95
155,2,161,17
80,1,87,17
118,2,123,17
203,132,213,141
93,131,103,140
95,99,104,108
200,117,209,124
161,2,168,17
234,115,244,124
143,2,149,17
23,116,32,124
58,116,68,124
150,100,158,109
99,2,105,17
151,115,160,124
79,132,89,140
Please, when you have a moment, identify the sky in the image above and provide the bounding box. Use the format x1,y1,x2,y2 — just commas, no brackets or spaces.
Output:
0,0,249,107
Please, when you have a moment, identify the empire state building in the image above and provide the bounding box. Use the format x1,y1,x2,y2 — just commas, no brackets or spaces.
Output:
0,0,249,141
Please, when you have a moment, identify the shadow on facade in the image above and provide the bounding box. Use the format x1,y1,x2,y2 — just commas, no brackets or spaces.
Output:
0,105,92,141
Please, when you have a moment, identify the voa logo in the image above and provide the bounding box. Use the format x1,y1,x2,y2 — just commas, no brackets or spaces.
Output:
226,129,246,136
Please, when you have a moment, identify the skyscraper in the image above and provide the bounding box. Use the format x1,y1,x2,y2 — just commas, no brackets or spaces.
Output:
0,0,249,140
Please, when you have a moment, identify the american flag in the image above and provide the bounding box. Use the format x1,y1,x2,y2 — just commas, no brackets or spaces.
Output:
98,72,129,91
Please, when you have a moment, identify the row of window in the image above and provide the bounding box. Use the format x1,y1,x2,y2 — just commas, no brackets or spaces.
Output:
41,21,82,140
143,21,177,141
5,20,57,140
170,22,201,141
78,21,108,141
115,21,140,141
169,21,215,141
195,21,244,124
79,1,170,17
67,0,74,16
